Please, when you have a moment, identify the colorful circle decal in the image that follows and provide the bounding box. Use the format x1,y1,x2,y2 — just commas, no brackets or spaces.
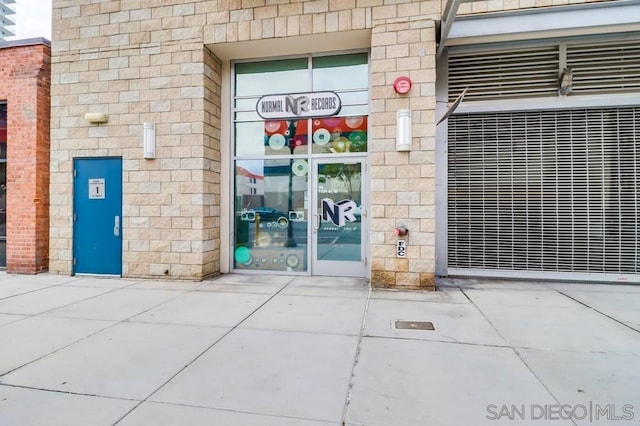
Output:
268,133,286,150
345,116,364,129
286,254,300,268
292,159,308,176
234,246,251,264
349,130,367,143
265,121,282,133
277,216,289,228
332,137,350,153
323,118,342,128
313,128,331,145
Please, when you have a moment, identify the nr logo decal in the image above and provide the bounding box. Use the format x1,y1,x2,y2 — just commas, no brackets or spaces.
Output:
321,198,357,227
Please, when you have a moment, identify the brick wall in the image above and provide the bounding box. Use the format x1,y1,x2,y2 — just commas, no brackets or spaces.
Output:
0,40,51,274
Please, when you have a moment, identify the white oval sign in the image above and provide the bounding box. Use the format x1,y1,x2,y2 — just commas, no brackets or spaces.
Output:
257,91,342,120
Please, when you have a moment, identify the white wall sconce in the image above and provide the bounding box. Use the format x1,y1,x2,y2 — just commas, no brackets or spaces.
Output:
396,109,412,151
143,122,156,159
84,112,108,124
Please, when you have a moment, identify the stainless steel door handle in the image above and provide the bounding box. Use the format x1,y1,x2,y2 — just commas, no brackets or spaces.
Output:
114,215,120,237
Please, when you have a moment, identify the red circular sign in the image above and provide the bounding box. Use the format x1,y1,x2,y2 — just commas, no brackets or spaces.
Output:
393,76,412,94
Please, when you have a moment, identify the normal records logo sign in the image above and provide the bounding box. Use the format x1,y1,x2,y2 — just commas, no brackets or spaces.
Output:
257,91,341,120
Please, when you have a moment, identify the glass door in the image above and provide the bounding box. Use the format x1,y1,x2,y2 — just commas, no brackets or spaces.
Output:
312,158,366,277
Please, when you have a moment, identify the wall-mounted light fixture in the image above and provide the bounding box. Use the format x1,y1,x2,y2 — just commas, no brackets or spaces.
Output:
143,122,156,159
84,112,108,124
396,109,412,151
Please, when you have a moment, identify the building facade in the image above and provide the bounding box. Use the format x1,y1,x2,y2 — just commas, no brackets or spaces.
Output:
50,0,639,286
0,38,51,273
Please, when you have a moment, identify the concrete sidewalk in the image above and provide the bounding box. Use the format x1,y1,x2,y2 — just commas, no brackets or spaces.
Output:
0,273,639,426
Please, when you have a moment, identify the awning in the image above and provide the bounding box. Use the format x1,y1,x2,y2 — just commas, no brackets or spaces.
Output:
439,0,640,56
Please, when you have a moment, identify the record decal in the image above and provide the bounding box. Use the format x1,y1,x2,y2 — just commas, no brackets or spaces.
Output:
313,128,331,145
268,133,286,150
292,159,308,176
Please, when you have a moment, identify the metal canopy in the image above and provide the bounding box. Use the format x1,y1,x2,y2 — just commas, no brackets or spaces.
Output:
438,0,640,57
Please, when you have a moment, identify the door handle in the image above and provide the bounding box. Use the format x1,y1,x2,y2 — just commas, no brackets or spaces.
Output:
313,213,320,233
114,215,120,237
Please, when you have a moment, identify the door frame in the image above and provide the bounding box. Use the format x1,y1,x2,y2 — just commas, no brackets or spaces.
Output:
310,156,368,277
72,157,123,276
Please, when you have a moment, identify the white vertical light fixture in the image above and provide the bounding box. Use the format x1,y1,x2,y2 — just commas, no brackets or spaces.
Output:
143,122,156,159
396,109,412,151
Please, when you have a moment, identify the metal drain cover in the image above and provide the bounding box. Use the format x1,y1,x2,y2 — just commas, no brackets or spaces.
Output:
394,320,435,331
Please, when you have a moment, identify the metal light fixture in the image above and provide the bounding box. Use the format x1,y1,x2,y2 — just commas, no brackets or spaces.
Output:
396,109,412,151
84,112,108,124
143,122,156,159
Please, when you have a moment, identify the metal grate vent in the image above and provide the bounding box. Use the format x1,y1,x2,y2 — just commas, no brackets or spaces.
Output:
448,107,640,276
448,46,559,102
567,40,640,95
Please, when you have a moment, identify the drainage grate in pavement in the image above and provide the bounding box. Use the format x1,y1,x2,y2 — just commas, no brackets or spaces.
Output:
394,320,435,331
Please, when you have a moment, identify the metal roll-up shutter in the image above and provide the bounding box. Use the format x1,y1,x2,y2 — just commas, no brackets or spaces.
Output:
448,107,640,280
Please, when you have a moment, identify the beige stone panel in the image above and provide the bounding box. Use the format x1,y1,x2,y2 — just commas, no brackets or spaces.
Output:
385,205,408,218
357,0,383,7
385,43,409,59
278,3,303,16
371,30,397,46
255,5,278,19
420,191,435,205
409,204,435,220
338,10,352,31
299,14,313,35
371,165,396,179
286,15,300,36
371,5,396,20
304,0,329,14
371,270,395,287
160,252,181,264
395,56,421,72
371,231,385,245
371,218,395,231
420,218,435,233
274,16,288,37
420,164,435,178
396,191,420,205
370,178,385,191
325,12,338,32
385,178,409,192
329,0,355,11
250,19,262,39
208,11,231,24
371,244,395,258
385,258,409,272
394,272,420,287
351,7,366,29
408,177,434,193
312,13,326,33
370,152,385,165
397,2,421,17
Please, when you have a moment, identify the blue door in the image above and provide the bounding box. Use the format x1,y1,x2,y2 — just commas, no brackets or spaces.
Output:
73,158,123,275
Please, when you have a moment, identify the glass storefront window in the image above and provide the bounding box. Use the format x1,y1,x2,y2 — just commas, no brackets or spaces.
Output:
311,115,367,154
312,53,369,91
232,53,369,274
235,58,308,97
234,159,308,272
